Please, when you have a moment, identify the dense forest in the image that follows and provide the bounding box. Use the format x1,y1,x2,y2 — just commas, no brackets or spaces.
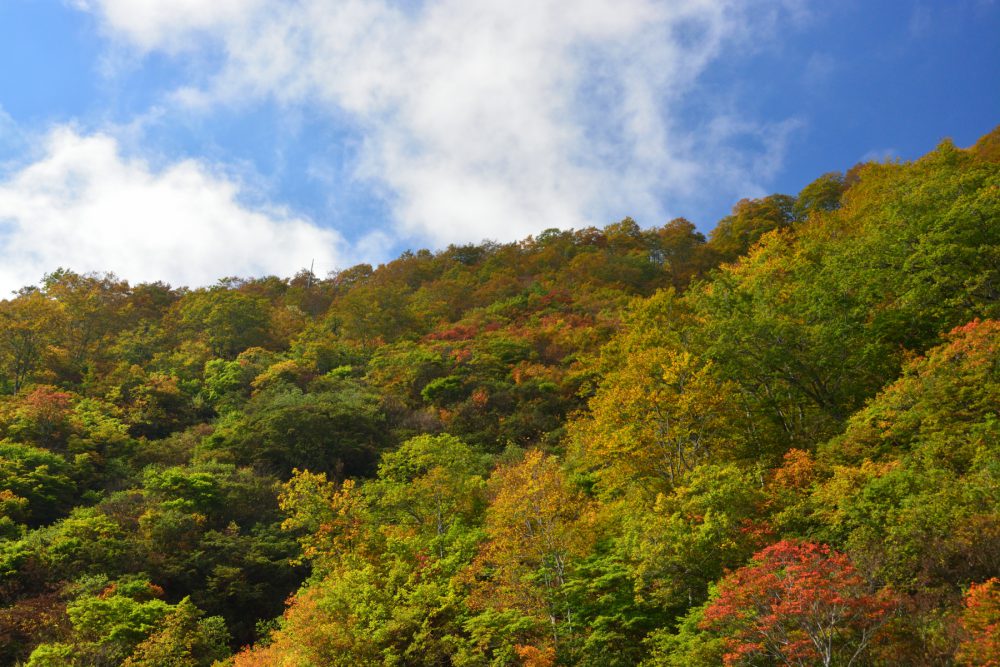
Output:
1,126,999,666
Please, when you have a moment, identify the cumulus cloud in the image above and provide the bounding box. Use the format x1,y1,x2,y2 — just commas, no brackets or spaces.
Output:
77,0,802,246
0,128,345,294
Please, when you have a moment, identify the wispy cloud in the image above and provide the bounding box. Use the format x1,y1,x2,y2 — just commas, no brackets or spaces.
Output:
69,0,264,53
76,0,804,246
0,127,346,294
908,3,932,38
0,106,27,162
802,52,836,91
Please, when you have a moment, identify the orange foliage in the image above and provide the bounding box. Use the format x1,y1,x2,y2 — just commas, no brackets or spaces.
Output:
957,578,1000,666
772,449,817,490
515,643,557,667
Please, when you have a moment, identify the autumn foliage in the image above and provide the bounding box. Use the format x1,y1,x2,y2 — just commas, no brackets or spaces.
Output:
0,126,998,665
701,540,896,666
957,578,1000,666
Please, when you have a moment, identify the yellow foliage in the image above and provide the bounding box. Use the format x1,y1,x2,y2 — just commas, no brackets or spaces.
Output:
571,346,743,495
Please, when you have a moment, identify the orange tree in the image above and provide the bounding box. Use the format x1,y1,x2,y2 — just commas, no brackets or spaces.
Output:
957,578,1000,666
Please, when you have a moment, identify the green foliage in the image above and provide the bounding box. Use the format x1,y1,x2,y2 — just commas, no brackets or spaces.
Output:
561,551,669,666
367,434,488,554
643,602,726,667
794,171,845,219
23,578,229,666
173,289,274,359
0,440,76,525
203,382,386,477
24,643,77,667
202,357,257,414
805,320,1000,596
122,597,230,667
0,290,66,393
27,575,172,665
620,464,771,612
708,194,797,260
421,374,466,406
18,507,132,582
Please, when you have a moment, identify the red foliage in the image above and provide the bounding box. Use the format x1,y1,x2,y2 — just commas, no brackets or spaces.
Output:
0,590,69,663
957,578,1000,666
21,385,73,414
426,322,502,342
537,290,573,307
9,385,76,448
471,387,490,408
736,518,776,544
701,540,896,667
945,318,999,359
427,324,480,342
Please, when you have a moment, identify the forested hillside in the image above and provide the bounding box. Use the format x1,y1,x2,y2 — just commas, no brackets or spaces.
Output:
2,127,999,666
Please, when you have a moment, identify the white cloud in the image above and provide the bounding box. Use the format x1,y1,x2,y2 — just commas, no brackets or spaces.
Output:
77,0,803,246
0,106,26,161
0,127,346,294
70,0,264,52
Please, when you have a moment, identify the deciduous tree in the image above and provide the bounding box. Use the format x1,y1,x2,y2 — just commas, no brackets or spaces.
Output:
701,540,896,667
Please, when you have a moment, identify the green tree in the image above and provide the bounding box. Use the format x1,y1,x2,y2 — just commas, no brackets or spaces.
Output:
27,576,173,666
122,597,230,667
793,172,845,219
173,289,273,359
365,434,487,557
708,194,797,260
466,450,596,661
42,270,131,377
0,441,76,526
204,382,386,477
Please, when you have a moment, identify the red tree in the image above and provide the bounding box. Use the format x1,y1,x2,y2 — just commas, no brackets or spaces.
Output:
701,540,896,667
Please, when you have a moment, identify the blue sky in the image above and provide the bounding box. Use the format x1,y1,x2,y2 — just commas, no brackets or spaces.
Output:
0,0,997,292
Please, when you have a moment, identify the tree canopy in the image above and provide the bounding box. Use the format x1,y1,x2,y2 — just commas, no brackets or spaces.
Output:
2,125,999,665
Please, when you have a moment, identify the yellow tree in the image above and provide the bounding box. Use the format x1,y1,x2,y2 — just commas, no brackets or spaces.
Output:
0,291,65,393
278,471,368,573
572,346,743,496
468,450,595,656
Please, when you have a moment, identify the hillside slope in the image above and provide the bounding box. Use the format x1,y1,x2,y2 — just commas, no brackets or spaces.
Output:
2,126,998,666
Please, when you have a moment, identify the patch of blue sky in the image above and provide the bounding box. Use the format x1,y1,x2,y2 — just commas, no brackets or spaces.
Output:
0,1,101,126
676,1,1000,225
0,0,996,290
